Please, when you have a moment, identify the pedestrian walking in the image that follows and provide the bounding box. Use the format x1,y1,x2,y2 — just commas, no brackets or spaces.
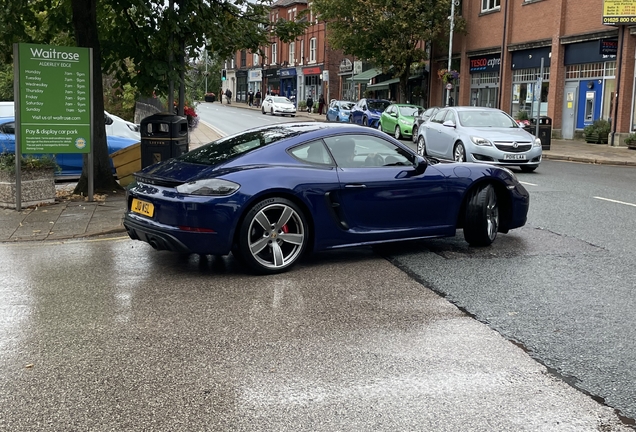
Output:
248,90,254,107
255,90,262,108
318,94,325,115
225,88,232,104
306,95,314,113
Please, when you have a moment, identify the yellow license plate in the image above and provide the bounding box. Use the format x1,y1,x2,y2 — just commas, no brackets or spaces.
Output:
131,198,154,217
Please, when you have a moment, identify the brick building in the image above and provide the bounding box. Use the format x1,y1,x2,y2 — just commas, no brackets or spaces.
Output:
430,0,635,143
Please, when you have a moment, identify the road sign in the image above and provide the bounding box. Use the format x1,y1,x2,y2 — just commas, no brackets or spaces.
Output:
445,83,453,90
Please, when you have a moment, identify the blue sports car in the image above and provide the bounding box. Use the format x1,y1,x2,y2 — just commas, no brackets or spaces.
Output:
0,116,140,178
326,100,355,122
124,122,529,274
349,98,391,128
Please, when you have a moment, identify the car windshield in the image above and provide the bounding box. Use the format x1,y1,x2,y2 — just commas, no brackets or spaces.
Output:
398,106,419,117
273,97,292,104
178,127,300,166
458,110,519,128
339,102,354,110
368,101,391,111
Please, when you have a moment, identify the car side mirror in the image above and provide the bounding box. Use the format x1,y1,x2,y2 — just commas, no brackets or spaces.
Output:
391,112,398,118
104,114,113,125
414,155,428,175
443,120,456,128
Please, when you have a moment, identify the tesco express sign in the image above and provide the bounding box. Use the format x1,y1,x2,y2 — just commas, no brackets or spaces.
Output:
469,54,501,73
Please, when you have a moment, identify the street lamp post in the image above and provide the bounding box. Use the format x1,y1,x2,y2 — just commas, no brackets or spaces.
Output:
446,0,458,107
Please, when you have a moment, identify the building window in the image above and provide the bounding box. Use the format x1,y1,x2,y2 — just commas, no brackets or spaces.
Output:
300,40,304,65
241,50,246,68
481,0,500,12
231,58,234,69
253,53,259,65
272,43,277,65
289,42,295,65
309,38,316,63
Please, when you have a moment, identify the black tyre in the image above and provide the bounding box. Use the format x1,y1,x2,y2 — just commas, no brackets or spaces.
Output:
237,197,308,274
270,108,274,116
463,184,499,247
262,108,266,115
417,135,427,156
454,142,466,162
394,126,402,140
412,125,418,143
520,166,537,173
362,116,368,126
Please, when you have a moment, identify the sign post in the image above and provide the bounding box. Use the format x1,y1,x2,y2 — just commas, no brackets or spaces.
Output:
14,43,93,209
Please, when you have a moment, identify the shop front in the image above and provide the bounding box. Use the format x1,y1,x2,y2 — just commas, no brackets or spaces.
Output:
469,53,501,108
248,68,262,94
561,38,617,139
236,70,248,103
280,68,297,100
510,47,551,120
302,65,323,102
263,67,280,95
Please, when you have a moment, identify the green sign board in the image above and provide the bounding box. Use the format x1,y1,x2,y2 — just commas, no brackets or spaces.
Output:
17,43,91,154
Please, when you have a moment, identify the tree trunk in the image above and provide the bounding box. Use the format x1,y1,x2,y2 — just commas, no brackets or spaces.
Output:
71,0,121,194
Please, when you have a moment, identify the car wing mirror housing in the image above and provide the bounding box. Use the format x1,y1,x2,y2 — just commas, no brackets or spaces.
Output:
443,120,456,128
414,155,428,174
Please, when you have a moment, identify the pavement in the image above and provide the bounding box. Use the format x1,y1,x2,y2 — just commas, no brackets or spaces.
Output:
1,103,636,243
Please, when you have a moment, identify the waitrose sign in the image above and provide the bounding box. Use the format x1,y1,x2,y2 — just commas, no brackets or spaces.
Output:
16,43,91,154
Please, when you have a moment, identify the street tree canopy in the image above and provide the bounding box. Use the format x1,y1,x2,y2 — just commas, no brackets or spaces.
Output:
312,0,465,102
0,0,307,194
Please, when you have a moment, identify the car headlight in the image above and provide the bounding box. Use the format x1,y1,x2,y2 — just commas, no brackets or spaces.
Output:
176,179,240,196
533,137,542,147
471,136,493,146
399,119,410,125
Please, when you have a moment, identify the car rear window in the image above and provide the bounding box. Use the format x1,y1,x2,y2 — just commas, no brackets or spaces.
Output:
177,127,301,166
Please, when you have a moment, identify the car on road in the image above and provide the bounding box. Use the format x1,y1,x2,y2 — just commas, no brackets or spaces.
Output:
378,103,424,140
326,100,354,122
123,122,530,274
261,96,297,117
0,116,140,178
411,106,440,143
105,110,141,140
415,106,542,172
349,98,390,128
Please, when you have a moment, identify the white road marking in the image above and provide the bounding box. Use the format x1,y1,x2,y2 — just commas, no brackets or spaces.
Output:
200,120,227,137
593,196,636,208
520,181,538,186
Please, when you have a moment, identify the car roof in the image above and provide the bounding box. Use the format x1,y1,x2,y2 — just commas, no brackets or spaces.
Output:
450,106,503,112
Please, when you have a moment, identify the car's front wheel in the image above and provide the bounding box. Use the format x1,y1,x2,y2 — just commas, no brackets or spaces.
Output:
394,126,402,140
417,135,427,156
262,107,266,115
463,184,498,247
237,197,308,274
362,116,368,126
271,108,275,116
454,142,466,162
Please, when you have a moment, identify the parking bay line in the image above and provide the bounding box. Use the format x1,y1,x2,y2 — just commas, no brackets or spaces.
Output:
593,196,636,208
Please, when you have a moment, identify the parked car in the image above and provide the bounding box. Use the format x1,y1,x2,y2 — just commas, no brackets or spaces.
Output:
378,103,424,140
0,116,139,178
415,106,542,172
104,110,141,140
326,100,355,122
0,101,14,117
349,98,391,128
261,96,297,116
412,106,440,143
123,122,529,275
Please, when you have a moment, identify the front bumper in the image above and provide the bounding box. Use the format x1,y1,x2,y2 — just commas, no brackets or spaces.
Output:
469,145,543,167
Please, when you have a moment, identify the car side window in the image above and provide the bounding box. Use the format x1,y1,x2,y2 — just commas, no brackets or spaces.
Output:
431,109,447,124
289,140,334,166
324,135,412,168
444,110,457,124
0,122,15,134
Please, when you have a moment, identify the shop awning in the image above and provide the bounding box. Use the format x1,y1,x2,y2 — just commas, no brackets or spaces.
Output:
349,68,382,83
366,75,422,90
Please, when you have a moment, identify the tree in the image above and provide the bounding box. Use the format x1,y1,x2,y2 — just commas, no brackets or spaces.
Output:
312,0,465,102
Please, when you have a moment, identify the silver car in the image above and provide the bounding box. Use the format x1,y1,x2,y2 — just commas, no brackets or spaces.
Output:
416,106,542,172
261,96,297,117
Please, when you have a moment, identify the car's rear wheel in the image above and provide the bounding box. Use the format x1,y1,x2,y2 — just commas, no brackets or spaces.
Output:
454,142,466,162
237,197,308,274
520,166,537,172
412,125,418,143
271,108,274,116
262,107,266,115
394,126,402,140
463,184,498,247
417,135,427,156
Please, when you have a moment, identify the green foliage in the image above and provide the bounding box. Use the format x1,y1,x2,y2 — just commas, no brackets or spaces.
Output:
515,110,529,121
0,151,58,173
584,119,611,143
623,133,636,145
313,0,465,101
0,63,13,101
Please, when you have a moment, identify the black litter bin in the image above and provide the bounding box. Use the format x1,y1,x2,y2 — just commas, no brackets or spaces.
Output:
524,116,552,150
140,113,189,168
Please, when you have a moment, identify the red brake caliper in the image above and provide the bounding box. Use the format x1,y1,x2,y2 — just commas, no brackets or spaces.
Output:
281,224,289,233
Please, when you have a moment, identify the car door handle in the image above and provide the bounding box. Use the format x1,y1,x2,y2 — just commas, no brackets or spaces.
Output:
345,184,367,188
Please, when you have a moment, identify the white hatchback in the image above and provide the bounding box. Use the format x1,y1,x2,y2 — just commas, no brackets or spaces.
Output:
261,96,297,117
